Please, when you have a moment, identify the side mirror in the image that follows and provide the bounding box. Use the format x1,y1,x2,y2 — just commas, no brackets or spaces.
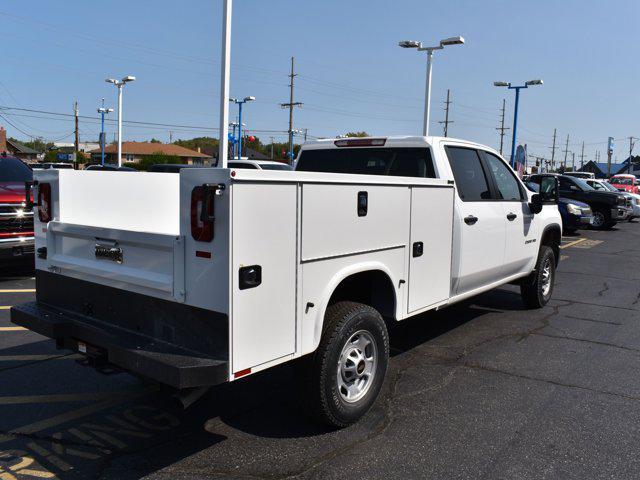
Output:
529,194,543,214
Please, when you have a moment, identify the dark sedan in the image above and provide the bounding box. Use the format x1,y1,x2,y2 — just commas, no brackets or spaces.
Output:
526,181,592,234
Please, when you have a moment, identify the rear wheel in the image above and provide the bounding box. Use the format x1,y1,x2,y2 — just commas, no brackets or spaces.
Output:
308,301,389,428
521,246,556,309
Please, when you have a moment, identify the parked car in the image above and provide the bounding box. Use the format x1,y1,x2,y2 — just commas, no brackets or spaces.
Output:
85,164,137,172
529,174,628,229
147,164,205,173
526,181,592,234
13,136,561,428
564,171,595,180
610,174,639,194
0,155,34,261
586,178,640,221
228,160,292,170
31,163,74,170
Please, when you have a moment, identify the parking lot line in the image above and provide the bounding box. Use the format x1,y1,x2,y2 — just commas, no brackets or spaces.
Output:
0,306,11,310
560,238,588,249
0,327,26,331
0,392,142,406
0,354,78,362
0,289,35,293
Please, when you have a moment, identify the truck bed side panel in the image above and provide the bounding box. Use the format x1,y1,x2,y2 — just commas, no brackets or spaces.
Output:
301,184,410,261
231,182,297,373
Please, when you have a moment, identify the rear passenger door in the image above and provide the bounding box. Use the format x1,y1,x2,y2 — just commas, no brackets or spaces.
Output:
481,151,538,277
446,146,506,295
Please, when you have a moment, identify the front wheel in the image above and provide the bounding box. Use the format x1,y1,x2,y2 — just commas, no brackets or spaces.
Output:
521,246,556,309
308,301,389,428
591,208,612,230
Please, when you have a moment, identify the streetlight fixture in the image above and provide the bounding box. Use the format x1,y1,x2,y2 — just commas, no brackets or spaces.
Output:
105,75,136,167
398,35,465,136
229,96,255,160
493,79,543,167
97,98,114,166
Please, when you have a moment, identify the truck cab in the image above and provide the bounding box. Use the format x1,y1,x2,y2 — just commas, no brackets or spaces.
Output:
610,174,639,194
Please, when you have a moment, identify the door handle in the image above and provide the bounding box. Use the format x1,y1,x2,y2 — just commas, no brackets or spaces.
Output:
464,215,478,225
507,212,517,221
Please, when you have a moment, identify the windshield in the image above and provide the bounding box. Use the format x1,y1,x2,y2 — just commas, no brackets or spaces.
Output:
588,181,607,191
612,177,633,185
296,148,435,178
601,182,620,192
572,177,595,191
0,157,32,182
261,163,292,171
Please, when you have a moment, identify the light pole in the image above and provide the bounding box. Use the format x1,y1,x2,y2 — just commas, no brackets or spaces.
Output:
105,75,136,167
229,96,255,160
97,98,113,166
493,79,543,168
398,36,465,136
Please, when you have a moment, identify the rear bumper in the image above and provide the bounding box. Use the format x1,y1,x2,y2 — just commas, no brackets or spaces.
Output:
0,236,34,259
11,271,229,389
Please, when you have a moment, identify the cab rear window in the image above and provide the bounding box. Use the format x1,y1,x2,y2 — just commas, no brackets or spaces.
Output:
296,148,435,178
0,156,32,182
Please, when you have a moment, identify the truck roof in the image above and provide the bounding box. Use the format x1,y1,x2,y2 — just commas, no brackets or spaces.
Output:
299,135,496,153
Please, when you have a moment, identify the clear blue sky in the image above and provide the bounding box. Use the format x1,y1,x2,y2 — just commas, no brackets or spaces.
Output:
1,0,638,162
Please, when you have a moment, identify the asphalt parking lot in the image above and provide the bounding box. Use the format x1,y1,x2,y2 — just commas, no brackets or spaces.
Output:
1,223,640,479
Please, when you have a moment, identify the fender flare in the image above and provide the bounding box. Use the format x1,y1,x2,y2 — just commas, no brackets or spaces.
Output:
540,223,562,264
310,261,399,353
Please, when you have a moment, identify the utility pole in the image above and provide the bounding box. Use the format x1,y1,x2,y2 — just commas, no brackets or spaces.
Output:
303,128,308,142
438,89,452,137
74,101,79,160
169,131,173,143
579,141,585,169
269,136,275,159
496,98,509,155
549,128,557,171
562,134,570,169
280,57,303,163
629,136,636,167
571,152,576,171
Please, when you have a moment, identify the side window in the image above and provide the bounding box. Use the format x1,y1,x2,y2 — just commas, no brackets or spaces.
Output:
558,177,572,191
228,163,257,169
482,152,523,201
446,147,491,201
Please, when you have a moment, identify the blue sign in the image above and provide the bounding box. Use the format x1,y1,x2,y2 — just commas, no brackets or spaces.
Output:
56,153,75,162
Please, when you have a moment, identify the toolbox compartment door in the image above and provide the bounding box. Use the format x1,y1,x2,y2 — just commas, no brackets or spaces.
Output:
45,221,185,302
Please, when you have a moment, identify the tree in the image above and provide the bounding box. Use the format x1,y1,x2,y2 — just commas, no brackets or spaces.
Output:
345,131,369,138
150,138,162,143
131,152,181,171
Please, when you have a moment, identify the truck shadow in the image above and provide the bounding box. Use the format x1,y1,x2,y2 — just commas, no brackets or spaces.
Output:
0,287,525,479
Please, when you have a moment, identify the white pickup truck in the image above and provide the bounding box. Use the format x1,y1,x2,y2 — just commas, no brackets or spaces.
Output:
12,136,561,427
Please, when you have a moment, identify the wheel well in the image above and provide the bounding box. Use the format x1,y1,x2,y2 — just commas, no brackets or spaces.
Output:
328,270,396,321
541,225,561,266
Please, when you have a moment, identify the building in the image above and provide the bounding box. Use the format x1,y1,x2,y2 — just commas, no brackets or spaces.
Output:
54,142,100,155
579,161,627,178
89,142,211,165
0,127,39,163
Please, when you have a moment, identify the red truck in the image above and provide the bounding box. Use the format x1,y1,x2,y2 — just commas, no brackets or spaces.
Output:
0,154,34,261
610,174,639,194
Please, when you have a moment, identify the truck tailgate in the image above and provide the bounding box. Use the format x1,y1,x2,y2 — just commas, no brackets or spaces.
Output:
44,221,185,302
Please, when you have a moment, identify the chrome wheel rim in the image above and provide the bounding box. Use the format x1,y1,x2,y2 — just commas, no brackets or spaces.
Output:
541,258,553,297
592,211,605,227
337,330,377,403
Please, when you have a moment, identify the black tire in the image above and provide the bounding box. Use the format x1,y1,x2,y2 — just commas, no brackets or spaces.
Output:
521,246,556,309
591,208,612,230
308,301,389,428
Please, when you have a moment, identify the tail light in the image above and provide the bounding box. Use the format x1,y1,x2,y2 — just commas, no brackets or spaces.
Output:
38,182,52,223
191,185,215,242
